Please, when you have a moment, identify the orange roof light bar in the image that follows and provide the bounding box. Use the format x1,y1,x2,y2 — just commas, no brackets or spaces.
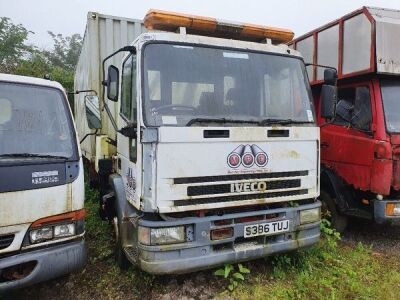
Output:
144,9,294,44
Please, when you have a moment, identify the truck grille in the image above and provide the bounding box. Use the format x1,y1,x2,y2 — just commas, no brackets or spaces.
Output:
174,170,308,185
187,179,301,196
0,234,14,250
174,189,308,206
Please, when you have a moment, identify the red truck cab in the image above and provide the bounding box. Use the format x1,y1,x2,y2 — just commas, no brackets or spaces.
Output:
290,7,400,230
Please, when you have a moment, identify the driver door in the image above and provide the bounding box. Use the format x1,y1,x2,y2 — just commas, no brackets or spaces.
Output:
321,82,376,190
117,53,140,208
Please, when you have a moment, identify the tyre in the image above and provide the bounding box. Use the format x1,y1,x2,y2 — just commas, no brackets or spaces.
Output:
319,190,348,233
114,217,131,270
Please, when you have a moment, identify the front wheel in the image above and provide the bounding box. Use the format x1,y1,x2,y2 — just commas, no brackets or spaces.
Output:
320,191,348,233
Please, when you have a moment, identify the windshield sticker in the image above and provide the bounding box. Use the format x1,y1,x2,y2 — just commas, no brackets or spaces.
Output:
32,170,59,185
307,110,314,122
162,116,177,125
223,52,249,59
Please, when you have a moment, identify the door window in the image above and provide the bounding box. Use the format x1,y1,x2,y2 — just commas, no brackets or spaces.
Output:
334,86,372,132
121,54,137,121
120,53,138,163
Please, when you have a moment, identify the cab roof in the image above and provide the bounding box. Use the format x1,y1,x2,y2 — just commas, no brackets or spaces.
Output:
0,73,65,91
135,31,302,59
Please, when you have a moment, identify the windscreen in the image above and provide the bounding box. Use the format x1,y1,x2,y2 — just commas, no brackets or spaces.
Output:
381,79,400,133
143,43,314,126
0,83,76,158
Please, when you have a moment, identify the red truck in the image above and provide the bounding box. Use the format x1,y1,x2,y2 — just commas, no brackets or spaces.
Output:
290,6,400,231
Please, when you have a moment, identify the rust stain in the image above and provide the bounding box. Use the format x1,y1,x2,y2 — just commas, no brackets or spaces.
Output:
66,184,73,211
288,150,300,159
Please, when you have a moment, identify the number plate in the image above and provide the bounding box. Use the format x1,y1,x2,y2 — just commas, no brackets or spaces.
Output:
244,220,290,238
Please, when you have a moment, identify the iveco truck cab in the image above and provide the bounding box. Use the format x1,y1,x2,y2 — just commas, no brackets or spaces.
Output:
0,74,86,292
75,10,325,274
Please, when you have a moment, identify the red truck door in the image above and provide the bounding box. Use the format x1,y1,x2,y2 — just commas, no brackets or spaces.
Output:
320,82,376,191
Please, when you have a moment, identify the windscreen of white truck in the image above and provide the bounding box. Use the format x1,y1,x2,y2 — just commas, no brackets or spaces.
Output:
0,82,77,159
142,43,315,127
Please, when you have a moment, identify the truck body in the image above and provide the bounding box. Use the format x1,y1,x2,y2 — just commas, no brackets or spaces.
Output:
75,12,146,167
0,74,86,292
290,6,400,229
75,10,321,274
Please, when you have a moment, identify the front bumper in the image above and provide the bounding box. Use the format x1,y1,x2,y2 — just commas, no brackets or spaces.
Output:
0,239,86,292
132,201,321,274
374,199,400,224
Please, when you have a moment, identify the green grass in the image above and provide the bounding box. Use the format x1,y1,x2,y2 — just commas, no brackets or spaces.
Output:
82,184,400,299
226,236,400,299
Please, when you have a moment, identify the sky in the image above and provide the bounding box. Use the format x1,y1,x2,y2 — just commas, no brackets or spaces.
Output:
1,0,400,49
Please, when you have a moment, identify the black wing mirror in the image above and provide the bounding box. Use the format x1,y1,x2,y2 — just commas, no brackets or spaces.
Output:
323,69,337,86
320,69,338,119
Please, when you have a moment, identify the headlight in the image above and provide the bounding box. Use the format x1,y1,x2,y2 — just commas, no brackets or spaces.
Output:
300,208,321,224
138,226,185,245
26,210,85,246
54,223,76,238
30,227,53,243
386,203,400,216
29,223,77,244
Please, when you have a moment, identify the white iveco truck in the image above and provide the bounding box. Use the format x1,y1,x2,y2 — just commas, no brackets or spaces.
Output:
0,74,86,292
75,10,327,273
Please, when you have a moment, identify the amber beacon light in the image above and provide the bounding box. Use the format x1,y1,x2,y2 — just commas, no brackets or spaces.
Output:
144,9,294,44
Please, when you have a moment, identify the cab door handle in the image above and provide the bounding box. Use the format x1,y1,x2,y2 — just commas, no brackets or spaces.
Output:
321,142,329,149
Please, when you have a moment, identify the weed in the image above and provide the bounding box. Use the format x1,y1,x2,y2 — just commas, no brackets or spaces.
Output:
320,218,341,250
214,263,251,291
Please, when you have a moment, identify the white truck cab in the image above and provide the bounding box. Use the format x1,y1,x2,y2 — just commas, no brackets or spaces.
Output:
76,10,322,274
0,74,86,291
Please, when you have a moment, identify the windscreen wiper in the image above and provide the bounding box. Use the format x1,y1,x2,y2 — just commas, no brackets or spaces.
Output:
0,153,68,159
258,119,311,126
187,118,259,126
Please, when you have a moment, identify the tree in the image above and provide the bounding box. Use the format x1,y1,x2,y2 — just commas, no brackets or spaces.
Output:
15,53,74,92
1,18,82,108
44,32,82,72
0,17,33,73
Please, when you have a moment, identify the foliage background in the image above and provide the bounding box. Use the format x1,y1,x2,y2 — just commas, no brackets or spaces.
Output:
0,17,82,108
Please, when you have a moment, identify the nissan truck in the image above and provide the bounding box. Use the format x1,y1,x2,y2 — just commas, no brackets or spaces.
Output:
0,74,86,292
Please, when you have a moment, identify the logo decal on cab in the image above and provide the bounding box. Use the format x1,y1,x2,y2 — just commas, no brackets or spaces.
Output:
227,144,268,168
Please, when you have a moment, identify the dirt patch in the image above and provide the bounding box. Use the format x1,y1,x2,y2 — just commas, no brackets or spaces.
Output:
341,219,400,257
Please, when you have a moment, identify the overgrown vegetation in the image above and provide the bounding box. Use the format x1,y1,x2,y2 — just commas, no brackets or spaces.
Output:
228,220,400,300
11,184,400,300
82,185,400,299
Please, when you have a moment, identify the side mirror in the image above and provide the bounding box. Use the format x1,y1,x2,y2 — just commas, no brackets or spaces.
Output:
320,85,337,119
324,69,338,86
84,95,102,129
107,65,119,102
